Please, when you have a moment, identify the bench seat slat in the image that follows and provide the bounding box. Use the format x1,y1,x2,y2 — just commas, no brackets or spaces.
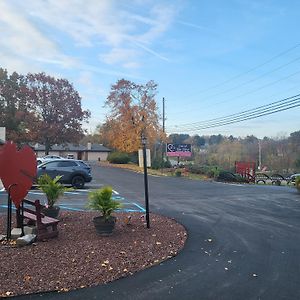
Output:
20,199,60,241
23,211,59,225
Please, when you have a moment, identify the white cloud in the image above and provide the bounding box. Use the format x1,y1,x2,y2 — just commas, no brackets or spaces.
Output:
0,0,179,133
122,61,140,69
9,0,178,68
135,4,178,44
0,1,76,73
77,63,145,80
77,71,94,87
100,48,139,65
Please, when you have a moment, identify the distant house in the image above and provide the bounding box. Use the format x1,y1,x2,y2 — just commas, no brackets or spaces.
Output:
34,143,111,161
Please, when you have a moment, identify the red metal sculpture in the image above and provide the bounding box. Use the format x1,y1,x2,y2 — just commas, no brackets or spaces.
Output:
0,141,36,208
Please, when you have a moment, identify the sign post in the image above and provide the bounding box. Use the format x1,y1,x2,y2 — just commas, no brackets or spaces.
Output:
141,133,150,229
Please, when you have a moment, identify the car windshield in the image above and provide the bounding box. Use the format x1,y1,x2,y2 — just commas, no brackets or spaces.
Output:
39,161,61,168
78,161,90,168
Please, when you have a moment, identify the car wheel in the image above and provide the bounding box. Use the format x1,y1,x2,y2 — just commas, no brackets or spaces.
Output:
256,179,266,184
71,176,85,189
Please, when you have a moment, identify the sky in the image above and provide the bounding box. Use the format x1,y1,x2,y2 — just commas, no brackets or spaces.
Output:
1,0,300,139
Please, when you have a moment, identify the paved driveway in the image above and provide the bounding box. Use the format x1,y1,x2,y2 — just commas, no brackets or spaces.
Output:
7,165,300,299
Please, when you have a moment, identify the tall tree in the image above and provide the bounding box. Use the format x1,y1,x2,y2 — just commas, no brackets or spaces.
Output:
208,134,224,145
26,73,90,154
168,134,190,144
0,68,34,143
192,135,206,147
101,79,164,153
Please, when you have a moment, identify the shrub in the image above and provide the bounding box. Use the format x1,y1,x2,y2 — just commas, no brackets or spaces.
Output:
129,152,138,164
175,169,182,177
186,164,222,178
295,176,300,191
151,157,162,170
234,174,249,183
217,171,236,182
151,158,172,169
107,152,130,164
206,166,222,178
187,164,207,175
164,159,172,168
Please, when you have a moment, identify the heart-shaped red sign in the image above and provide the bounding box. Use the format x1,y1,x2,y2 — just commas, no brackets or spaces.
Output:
0,141,37,208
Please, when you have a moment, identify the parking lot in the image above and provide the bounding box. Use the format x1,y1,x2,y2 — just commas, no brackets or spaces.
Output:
1,163,300,299
0,186,145,216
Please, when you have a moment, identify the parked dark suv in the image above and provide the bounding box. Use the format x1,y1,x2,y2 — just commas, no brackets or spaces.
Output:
37,159,92,188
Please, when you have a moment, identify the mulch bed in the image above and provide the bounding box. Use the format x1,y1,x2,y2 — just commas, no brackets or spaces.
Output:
0,211,187,297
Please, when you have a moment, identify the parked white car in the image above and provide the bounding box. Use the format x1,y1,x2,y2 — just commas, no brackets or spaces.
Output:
37,155,63,165
286,173,300,185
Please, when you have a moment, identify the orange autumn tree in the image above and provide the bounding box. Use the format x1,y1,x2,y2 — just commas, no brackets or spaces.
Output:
100,79,165,153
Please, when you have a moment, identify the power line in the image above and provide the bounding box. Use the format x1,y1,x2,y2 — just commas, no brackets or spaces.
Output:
169,98,300,131
186,100,300,130
202,69,300,110
168,94,300,128
193,56,300,103
169,42,300,117
167,94,300,132
188,42,300,95
169,68,300,118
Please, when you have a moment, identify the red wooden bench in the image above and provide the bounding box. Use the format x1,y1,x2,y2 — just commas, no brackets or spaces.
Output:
18,199,59,241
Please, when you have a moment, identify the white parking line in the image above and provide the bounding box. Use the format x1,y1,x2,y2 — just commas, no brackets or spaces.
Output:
215,182,247,187
28,191,44,195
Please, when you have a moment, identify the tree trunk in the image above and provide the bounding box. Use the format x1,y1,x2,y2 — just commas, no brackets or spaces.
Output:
45,139,50,155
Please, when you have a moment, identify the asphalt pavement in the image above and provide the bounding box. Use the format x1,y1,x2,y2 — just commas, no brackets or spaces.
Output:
5,165,300,300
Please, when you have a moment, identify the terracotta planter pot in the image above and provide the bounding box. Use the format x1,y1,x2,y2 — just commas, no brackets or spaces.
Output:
93,216,116,236
42,206,60,218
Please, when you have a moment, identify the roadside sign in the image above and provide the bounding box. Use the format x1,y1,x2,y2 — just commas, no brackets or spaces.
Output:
166,143,192,157
138,149,151,167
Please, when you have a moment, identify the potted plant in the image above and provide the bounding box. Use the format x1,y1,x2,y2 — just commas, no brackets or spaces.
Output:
87,186,121,236
37,174,67,218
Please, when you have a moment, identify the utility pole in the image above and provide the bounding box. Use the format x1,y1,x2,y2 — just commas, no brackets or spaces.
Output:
258,140,262,170
161,97,165,169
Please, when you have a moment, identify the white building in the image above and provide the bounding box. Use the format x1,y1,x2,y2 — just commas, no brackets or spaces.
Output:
34,143,111,161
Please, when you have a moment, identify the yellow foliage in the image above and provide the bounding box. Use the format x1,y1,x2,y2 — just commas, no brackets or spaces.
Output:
100,79,165,152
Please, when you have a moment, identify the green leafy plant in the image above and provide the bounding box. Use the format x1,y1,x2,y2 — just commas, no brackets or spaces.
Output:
37,174,67,208
88,186,122,220
175,169,182,177
295,176,300,191
206,166,222,178
107,152,130,164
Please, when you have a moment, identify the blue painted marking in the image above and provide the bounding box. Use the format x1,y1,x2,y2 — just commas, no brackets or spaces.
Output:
121,209,144,212
0,205,16,210
59,206,85,212
113,196,125,200
133,203,146,212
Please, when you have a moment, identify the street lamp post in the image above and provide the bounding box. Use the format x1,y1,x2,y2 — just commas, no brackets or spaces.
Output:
141,132,150,228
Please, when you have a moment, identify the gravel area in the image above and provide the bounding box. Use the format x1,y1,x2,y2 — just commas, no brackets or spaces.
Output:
0,211,187,297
